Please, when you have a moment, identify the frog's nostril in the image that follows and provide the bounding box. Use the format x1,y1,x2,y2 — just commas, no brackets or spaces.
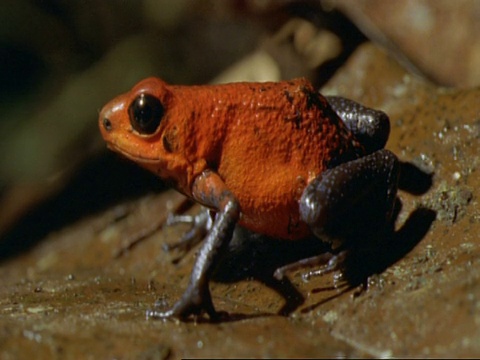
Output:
103,118,112,132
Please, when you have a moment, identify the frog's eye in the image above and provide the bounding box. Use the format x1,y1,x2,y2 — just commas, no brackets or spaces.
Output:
128,93,164,134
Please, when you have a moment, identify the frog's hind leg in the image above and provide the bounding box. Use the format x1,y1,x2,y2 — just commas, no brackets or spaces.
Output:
300,149,399,250
275,149,399,284
326,96,390,154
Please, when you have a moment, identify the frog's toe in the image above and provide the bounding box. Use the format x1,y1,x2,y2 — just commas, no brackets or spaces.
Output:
163,207,213,254
147,284,218,321
145,308,175,320
301,250,347,282
274,251,347,283
146,302,217,320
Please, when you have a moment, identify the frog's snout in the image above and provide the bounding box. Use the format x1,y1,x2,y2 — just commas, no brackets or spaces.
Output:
98,106,114,140
98,95,127,137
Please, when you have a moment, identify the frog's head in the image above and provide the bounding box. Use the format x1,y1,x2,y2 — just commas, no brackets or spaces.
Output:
99,77,190,191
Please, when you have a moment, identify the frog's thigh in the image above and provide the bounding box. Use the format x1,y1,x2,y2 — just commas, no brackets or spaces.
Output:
326,96,390,153
299,149,399,245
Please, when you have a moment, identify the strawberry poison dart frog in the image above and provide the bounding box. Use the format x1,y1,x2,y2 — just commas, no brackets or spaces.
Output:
99,77,399,320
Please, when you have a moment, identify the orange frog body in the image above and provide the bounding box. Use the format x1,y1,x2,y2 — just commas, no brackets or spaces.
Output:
100,77,399,320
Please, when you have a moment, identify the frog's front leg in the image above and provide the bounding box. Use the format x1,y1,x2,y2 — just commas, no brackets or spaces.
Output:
300,149,399,249
147,170,240,320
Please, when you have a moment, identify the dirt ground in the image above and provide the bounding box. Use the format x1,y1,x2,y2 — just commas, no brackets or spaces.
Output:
1,1,480,359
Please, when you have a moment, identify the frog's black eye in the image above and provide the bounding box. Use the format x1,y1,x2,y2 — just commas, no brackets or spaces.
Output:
128,93,164,134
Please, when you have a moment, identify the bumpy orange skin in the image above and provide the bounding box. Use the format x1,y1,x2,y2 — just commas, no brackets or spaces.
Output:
99,78,364,240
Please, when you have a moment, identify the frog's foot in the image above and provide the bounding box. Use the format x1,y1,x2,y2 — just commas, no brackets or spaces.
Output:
146,281,219,321
163,207,213,254
274,251,347,283
301,251,347,282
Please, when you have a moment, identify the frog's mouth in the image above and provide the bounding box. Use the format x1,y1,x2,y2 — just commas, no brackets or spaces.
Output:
107,143,161,164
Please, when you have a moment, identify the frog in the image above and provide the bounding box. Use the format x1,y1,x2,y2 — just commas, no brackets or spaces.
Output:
99,77,399,320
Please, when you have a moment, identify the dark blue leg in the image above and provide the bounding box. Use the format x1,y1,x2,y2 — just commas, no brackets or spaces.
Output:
147,171,240,320
275,149,399,281
326,96,390,154
299,149,399,249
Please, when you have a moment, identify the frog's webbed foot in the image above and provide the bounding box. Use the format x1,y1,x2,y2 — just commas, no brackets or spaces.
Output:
163,207,213,256
146,278,219,321
274,251,347,284
112,197,201,259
